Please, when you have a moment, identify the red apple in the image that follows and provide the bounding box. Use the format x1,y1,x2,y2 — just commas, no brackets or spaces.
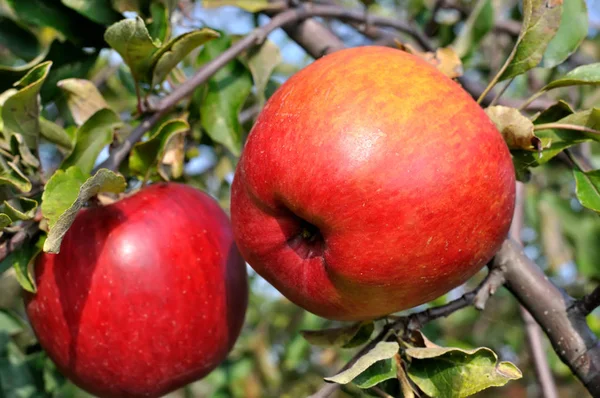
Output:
25,183,248,398
231,46,515,321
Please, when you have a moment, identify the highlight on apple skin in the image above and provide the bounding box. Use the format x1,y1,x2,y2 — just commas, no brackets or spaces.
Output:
230,46,516,321
25,183,248,398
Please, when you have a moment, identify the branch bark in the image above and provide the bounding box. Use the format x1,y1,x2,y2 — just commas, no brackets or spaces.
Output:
496,239,600,395
511,182,558,398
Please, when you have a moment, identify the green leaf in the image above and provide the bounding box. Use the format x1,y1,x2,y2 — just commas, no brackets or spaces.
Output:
239,39,282,105
500,0,562,81
10,134,40,168
6,0,106,46
104,16,161,83
484,106,539,151
129,119,189,179
147,1,170,42
150,28,220,86
1,61,52,148
61,0,123,25
573,169,600,213
198,34,252,156
512,108,600,169
301,322,374,349
201,0,280,12
542,63,600,91
324,341,400,384
7,239,41,293
42,166,88,231
541,0,588,68
57,78,109,126
532,100,574,123
406,346,522,398
61,108,122,175
39,117,73,149
352,358,398,389
0,337,38,397
0,311,23,336
0,214,11,230
0,17,41,62
0,161,32,193
42,168,126,253
1,198,38,221
452,0,494,58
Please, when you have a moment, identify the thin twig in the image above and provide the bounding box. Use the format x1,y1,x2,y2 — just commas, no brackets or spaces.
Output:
406,265,504,332
572,286,600,317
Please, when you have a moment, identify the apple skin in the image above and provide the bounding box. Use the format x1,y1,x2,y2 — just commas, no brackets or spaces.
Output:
25,183,248,398
231,46,515,321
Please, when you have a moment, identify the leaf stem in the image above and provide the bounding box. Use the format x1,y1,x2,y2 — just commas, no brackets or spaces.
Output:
518,91,544,111
533,123,600,135
489,77,514,107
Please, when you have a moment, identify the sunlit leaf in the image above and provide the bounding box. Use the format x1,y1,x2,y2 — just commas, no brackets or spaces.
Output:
352,358,398,389
541,0,588,68
198,34,252,156
324,341,399,384
406,346,522,397
542,63,600,91
5,238,42,293
573,169,600,213
1,61,52,148
239,39,282,105
61,108,122,175
151,28,219,86
0,161,32,193
147,1,170,42
57,78,109,126
42,167,126,253
0,198,38,221
104,16,161,83
39,117,73,150
500,0,562,81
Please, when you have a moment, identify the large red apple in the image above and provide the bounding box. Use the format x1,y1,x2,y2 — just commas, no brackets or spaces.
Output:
25,183,248,398
231,46,515,321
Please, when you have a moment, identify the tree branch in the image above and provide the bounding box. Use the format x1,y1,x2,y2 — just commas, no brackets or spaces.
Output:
496,239,600,396
97,3,432,172
572,286,600,318
511,182,558,398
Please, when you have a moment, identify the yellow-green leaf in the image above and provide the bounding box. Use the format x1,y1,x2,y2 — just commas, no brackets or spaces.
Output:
406,346,522,398
42,167,126,253
150,28,219,86
57,78,109,126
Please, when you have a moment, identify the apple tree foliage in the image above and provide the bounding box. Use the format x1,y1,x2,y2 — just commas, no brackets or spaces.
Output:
0,0,599,397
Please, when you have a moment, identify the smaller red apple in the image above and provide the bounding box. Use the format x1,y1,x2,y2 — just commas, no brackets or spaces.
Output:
25,183,247,398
